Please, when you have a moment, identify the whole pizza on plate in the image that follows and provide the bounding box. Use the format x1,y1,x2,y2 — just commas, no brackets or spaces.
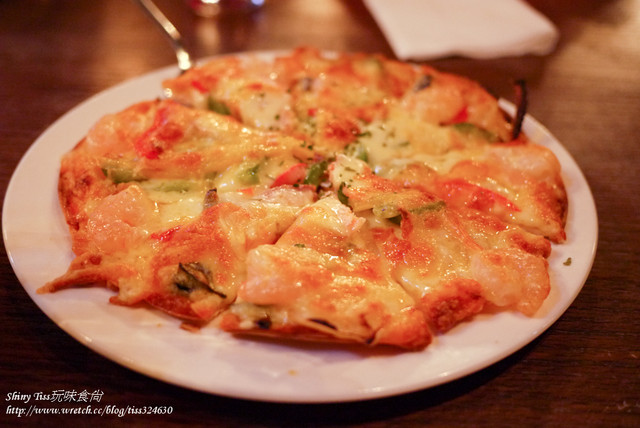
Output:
39,47,567,350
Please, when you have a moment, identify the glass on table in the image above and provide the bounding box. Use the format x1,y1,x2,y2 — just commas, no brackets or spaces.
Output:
185,0,265,17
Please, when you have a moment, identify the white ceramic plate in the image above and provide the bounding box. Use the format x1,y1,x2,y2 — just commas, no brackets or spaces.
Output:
3,54,597,403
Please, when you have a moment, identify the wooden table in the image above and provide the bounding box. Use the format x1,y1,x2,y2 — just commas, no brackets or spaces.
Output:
1,1,638,426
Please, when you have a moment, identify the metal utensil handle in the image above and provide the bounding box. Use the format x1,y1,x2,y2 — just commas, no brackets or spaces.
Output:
133,0,193,73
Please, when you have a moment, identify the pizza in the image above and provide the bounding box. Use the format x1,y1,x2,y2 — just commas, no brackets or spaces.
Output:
39,48,567,350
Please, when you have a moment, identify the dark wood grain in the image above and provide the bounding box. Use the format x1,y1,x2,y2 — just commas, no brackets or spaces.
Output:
1,1,638,426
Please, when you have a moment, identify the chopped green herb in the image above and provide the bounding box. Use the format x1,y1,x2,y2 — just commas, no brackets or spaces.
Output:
337,182,350,205
172,262,227,299
563,257,572,266
294,243,306,248
414,74,433,91
372,204,403,225
152,180,195,193
387,215,402,225
101,161,145,184
410,200,446,214
207,96,231,115
102,167,144,184
345,141,370,163
304,160,329,185
451,122,498,143
238,163,261,185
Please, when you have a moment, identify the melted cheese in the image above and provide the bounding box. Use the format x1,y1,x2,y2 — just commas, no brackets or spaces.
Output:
42,49,566,349
234,195,431,348
163,48,566,242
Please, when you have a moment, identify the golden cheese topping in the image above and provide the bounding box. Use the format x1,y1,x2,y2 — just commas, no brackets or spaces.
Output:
164,47,566,242
40,49,568,350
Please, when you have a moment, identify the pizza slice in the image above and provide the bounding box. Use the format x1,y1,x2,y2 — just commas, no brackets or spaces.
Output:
363,141,568,243
328,155,552,331
218,195,431,349
163,48,567,242
39,99,319,322
162,47,513,154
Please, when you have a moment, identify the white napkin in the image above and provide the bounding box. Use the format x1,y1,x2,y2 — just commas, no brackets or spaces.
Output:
364,0,559,60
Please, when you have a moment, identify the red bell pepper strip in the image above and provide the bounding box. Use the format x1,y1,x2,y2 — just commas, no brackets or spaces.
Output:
270,163,308,187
